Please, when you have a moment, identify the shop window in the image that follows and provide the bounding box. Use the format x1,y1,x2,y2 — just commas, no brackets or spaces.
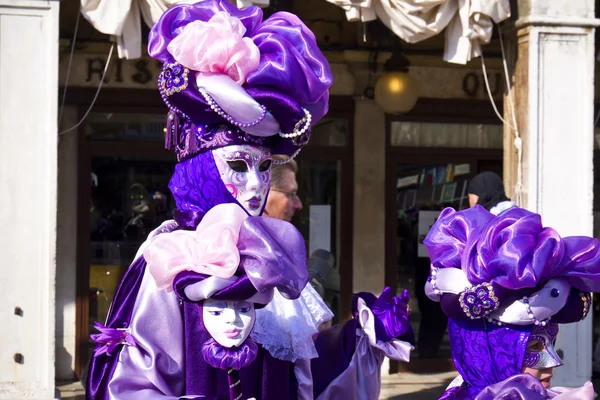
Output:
294,160,343,323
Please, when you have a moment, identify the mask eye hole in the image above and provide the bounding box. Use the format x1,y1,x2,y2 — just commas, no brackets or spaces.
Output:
527,339,545,352
227,160,248,173
259,159,272,172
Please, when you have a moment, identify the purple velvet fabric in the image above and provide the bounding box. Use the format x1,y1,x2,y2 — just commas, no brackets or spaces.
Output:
169,151,238,214
311,319,358,398
425,206,600,292
552,288,591,323
447,318,531,398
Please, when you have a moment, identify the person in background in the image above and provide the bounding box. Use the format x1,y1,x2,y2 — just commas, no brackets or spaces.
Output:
263,156,303,222
467,171,516,215
264,156,333,330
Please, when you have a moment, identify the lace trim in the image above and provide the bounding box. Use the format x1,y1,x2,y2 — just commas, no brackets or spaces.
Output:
251,284,334,362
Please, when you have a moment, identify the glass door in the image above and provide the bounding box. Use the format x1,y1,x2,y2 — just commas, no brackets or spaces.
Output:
395,163,471,361
293,159,343,323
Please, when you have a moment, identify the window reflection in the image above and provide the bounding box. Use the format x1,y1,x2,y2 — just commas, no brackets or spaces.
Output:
88,156,175,363
293,160,342,323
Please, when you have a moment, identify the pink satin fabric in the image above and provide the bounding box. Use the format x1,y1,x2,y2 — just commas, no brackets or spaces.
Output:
167,11,260,85
144,203,248,291
549,382,595,399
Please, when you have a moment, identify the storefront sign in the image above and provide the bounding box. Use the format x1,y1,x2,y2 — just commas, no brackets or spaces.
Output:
60,54,163,89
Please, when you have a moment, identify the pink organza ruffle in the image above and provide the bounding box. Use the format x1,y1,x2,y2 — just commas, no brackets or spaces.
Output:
144,203,248,291
167,11,260,85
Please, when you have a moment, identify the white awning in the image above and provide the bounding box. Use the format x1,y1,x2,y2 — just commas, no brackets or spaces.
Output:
80,0,268,59
327,0,510,64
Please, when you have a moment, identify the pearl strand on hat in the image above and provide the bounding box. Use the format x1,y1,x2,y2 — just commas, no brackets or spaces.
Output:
272,147,303,165
521,296,550,326
279,108,311,138
199,90,267,128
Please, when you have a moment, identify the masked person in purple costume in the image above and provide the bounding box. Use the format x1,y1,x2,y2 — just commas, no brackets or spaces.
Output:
86,1,414,399
423,205,600,399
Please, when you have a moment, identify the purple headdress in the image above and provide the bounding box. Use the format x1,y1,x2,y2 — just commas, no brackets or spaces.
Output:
148,0,332,162
424,206,600,398
424,206,600,327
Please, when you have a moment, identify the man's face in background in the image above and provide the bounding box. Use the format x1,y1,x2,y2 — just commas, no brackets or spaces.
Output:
264,168,302,222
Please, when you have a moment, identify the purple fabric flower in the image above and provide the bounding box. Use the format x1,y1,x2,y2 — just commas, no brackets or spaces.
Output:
90,322,136,358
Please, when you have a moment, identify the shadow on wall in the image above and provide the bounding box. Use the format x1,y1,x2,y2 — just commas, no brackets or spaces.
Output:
56,345,74,379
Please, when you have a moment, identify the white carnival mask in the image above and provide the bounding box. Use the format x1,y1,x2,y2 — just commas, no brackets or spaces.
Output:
202,299,256,348
212,145,272,216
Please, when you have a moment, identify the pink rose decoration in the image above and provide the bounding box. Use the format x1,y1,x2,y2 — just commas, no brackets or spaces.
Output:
167,11,260,85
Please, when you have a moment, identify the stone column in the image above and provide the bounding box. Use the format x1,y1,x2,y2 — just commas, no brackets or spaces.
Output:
353,98,387,295
353,97,388,375
503,0,599,387
0,1,59,398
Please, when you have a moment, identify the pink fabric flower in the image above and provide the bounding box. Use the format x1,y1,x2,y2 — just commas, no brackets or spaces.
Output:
144,203,248,292
167,11,260,85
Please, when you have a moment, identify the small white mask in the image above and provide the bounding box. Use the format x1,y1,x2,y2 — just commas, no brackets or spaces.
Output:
202,299,256,348
212,145,272,216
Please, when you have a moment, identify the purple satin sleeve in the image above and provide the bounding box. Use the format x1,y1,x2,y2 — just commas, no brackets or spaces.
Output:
86,256,149,400
108,266,187,399
313,329,391,400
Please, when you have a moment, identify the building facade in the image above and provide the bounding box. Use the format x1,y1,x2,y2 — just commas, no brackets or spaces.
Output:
1,0,597,398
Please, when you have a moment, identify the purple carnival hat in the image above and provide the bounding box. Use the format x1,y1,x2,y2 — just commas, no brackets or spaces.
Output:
144,203,308,306
148,0,333,162
423,206,600,327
